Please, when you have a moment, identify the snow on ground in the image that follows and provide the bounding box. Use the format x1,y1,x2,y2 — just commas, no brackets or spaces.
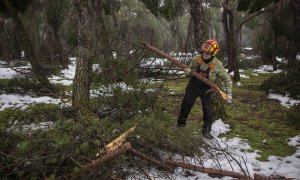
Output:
49,57,77,85
0,94,64,111
253,65,282,73
229,69,250,79
146,119,300,180
268,93,300,108
0,60,31,79
7,121,55,132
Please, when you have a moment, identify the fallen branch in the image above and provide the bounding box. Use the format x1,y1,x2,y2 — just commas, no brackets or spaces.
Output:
165,160,252,179
142,41,228,101
130,148,175,173
254,174,295,180
59,142,132,179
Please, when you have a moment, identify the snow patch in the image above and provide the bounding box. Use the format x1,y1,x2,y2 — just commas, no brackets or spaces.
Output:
288,135,300,146
146,120,300,180
254,65,282,73
268,93,300,108
0,94,65,111
211,119,230,136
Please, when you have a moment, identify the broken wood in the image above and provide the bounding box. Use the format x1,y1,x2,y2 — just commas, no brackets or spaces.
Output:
130,148,175,173
142,41,228,101
97,125,136,156
165,160,252,179
60,142,132,179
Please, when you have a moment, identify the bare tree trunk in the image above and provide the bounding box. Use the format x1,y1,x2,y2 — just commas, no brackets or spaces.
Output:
187,0,207,50
72,0,94,116
93,0,113,60
271,31,278,71
183,18,192,51
1,0,55,93
54,30,70,68
0,16,11,60
288,0,300,72
222,0,240,82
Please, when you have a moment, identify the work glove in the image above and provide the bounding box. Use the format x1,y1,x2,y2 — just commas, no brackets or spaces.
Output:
227,93,232,103
184,67,192,76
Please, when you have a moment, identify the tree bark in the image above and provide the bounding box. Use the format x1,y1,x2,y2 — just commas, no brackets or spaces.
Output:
271,31,278,71
222,0,240,82
0,16,11,60
187,0,207,50
72,0,94,116
1,0,55,93
288,0,300,72
92,0,113,60
54,30,70,68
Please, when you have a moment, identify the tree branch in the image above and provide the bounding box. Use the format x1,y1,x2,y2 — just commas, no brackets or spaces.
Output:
59,142,132,179
235,10,266,33
165,160,252,179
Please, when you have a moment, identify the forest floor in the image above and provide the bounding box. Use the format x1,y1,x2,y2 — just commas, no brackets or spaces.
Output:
1,59,300,179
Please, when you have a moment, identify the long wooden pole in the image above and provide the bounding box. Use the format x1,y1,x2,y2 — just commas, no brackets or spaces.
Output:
142,41,228,101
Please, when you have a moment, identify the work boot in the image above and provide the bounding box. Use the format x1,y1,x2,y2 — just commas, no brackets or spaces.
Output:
202,128,213,139
176,118,186,128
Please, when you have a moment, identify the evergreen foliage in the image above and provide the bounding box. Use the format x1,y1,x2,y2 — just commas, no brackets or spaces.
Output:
140,0,185,21
46,0,69,32
261,70,300,99
287,104,300,129
237,0,280,13
0,0,32,15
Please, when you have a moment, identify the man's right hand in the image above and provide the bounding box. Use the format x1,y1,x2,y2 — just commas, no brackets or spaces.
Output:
184,67,192,76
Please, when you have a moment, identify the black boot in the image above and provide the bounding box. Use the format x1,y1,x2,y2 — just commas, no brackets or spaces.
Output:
202,128,213,139
176,118,186,128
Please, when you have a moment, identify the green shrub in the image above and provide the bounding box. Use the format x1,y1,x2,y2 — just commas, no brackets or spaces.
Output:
239,56,263,70
261,70,300,99
0,77,68,95
287,104,300,129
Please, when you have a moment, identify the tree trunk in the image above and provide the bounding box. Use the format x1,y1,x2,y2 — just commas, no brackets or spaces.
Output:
187,0,207,50
222,0,240,82
0,17,11,60
72,0,94,116
93,0,113,60
1,0,55,93
288,0,300,72
271,31,278,71
54,30,70,68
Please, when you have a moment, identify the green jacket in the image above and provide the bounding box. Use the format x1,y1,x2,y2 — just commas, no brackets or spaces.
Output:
188,54,232,94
